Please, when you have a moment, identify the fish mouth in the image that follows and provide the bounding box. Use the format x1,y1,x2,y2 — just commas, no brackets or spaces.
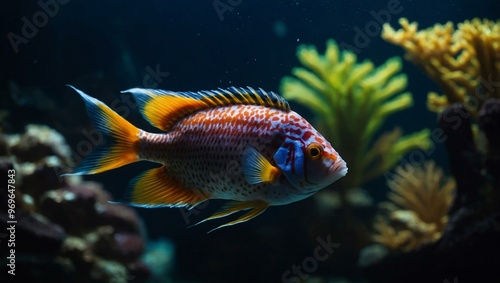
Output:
329,159,348,180
298,159,348,191
304,159,347,190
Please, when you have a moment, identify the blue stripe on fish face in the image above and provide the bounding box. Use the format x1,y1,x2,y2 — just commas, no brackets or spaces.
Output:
274,138,306,189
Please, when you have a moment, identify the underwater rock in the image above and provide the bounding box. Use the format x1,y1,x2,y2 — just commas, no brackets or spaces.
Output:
479,99,500,148
60,236,96,272
439,103,482,212
17,156,69,198
39,185,100,235
479,98,500,190
96,201,142,234
1,124,73,198
126,260,152,282
0,124,152,282
94,229,145,263
39,183,149,279
39,181,142,237
0,211,66,254
59,235,135,282
9,124,72,165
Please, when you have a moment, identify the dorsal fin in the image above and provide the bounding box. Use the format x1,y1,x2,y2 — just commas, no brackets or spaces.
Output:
122,87,290,131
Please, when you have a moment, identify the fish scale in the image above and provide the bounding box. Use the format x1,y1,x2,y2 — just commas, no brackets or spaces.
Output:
139,105,289,201
66,85,347,231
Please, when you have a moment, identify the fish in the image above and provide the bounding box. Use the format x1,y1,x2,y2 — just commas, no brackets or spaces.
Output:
65,85,348,231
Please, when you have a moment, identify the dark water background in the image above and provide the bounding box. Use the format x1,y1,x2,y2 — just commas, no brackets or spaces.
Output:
2,0,499,282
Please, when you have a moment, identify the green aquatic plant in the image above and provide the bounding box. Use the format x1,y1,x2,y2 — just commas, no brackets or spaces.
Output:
280,39,431,190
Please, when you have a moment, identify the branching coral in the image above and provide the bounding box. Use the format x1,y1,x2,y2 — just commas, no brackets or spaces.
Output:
382,18,500,115
280,39,431,189
372,161,455,252
361,103,500,281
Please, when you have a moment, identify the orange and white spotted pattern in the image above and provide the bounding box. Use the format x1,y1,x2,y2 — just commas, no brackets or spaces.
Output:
137,103,341,205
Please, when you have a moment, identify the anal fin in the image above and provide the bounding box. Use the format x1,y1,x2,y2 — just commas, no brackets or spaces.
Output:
125,166,209,208
191,200,269,233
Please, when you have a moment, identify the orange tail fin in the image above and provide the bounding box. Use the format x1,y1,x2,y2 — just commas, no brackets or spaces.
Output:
65,85,140,175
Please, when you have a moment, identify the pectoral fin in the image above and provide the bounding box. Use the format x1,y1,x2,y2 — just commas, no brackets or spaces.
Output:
191,200,269,233
242,147,281,184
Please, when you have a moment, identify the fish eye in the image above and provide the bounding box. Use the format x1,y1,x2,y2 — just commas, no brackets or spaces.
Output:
306,143,323,160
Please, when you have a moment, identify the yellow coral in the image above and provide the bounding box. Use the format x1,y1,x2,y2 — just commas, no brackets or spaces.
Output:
382,18,500,115
373,161,455,252
280,39,431,189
